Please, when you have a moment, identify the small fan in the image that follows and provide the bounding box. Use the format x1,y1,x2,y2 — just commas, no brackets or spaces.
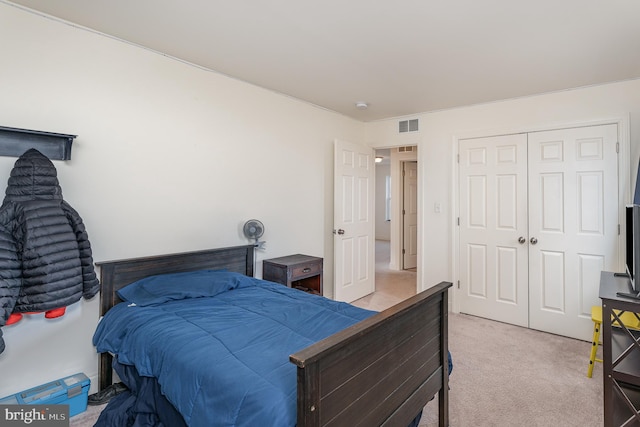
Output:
243,219,265,245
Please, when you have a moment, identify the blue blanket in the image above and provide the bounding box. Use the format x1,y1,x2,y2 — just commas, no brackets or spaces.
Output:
93,272,375,426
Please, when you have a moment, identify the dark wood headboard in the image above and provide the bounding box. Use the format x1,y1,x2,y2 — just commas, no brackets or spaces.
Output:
94,244,255,389
96,245,255,316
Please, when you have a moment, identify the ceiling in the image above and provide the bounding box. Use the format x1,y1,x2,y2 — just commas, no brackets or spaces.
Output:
7,0,640,122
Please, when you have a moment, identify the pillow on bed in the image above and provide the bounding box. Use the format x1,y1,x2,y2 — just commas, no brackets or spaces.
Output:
117,270,254,306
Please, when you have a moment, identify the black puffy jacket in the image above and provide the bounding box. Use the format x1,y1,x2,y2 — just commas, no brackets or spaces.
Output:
0,149,99,354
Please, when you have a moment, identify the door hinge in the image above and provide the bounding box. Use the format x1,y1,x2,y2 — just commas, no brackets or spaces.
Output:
457,280,460,289
616,142,619,153
457,217,460,226
619,224,621,235
457,154,460,163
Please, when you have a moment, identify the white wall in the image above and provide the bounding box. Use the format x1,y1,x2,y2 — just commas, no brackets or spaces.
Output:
0,3,363,397
374,163,390,240
365,79,640,296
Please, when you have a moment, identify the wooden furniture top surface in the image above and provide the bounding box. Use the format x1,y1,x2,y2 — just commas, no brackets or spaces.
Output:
263,254,322,267
599,271,640,311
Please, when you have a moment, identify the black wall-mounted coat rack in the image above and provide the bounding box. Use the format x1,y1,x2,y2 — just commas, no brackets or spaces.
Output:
0,126,76,160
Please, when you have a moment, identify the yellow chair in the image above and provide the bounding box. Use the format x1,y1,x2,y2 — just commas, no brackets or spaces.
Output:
588,305,640,378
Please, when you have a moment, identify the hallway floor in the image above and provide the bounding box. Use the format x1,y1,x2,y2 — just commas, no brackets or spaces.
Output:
352,240,417,311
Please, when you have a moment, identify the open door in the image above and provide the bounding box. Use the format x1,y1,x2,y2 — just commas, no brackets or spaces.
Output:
334,139,375,302
402,161,418,269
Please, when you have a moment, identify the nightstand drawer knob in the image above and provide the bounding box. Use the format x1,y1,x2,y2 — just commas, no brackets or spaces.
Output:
303,268,311,273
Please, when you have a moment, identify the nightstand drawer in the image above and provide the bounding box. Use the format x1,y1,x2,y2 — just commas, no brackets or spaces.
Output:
291,262,322,280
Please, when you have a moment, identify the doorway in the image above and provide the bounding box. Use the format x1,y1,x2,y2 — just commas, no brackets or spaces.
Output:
374,147,418,290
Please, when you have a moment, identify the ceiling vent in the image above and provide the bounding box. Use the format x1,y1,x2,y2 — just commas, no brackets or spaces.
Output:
398,119,419,133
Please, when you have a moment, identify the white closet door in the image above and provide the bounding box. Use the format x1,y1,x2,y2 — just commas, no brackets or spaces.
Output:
459,134,529,327
458,124,620,341
528,124,619,340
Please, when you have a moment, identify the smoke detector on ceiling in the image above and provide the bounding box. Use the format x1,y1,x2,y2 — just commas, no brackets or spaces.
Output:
355,102,368,110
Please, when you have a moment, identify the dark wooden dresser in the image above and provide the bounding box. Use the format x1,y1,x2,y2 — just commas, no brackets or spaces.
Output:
599,271,640,426
262,254,323,295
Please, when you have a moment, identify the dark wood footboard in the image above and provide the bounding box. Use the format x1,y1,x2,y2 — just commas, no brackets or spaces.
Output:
290,281,451,427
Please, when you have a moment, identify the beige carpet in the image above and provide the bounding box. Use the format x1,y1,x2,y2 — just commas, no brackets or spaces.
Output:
70,403,105,426
419,313,602,427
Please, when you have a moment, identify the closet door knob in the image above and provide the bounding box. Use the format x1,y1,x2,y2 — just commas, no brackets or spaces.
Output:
518,236,526,244
530,237,538,245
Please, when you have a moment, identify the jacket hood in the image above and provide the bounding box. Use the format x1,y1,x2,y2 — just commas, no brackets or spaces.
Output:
3,149,62,202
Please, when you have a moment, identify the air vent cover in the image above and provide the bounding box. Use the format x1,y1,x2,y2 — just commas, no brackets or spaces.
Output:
398,119,419,133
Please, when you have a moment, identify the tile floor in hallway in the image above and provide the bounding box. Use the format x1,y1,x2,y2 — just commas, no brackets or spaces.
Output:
351,240,418,311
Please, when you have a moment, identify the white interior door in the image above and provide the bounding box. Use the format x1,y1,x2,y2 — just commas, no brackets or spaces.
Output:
527,124,619,340
459,134,529,327
403,161,418,269
334,139,375,302
458,124,620,341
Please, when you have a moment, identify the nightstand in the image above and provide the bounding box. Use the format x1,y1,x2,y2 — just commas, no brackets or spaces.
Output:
263,254,323,295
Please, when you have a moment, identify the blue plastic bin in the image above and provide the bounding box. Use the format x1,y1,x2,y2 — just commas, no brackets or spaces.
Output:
0,373,90,417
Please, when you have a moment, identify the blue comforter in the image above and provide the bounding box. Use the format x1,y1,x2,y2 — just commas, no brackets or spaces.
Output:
93,273,375,426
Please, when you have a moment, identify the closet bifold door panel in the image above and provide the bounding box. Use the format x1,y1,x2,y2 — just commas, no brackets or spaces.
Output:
458,133,529,328
527,124,619,340
458,124,620,341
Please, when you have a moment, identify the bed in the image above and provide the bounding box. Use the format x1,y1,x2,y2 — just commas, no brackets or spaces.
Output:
93,244,452,426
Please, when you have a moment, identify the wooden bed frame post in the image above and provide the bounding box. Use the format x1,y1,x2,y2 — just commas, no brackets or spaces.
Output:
297,362,321,426
439,286,449,427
